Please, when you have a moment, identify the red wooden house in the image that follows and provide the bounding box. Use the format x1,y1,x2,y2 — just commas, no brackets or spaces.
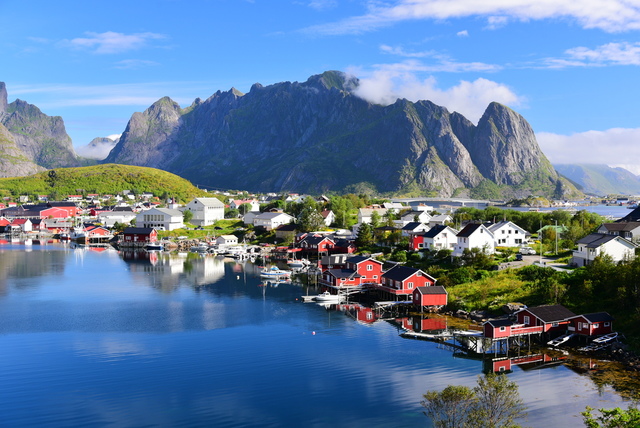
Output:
345,256,383,284
298,234,335,254
376,265,437,300
323,269,363,288
515,305,576,334
121,227,158,246
412,286,448,309
568,312,614,337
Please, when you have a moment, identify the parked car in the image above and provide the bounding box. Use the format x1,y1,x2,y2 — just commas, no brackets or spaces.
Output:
515,253,523,261
519,246,536,255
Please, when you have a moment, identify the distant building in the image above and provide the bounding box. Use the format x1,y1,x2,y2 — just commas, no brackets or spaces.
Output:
185,197,225,226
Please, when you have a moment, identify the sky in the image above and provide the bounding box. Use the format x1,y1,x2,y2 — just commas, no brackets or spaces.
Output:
2,0,640,171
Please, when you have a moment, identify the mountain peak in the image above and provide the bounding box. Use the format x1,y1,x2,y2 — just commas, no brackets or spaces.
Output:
0,82,7,115
305,70,357,92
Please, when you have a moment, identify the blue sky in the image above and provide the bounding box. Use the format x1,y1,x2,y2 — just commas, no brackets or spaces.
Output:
3,0,640,172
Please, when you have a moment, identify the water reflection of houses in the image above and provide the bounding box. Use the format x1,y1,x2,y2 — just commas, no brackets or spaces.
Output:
121,251,226,288
483,353,568,374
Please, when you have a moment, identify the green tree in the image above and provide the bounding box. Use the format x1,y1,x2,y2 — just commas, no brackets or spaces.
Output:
183,209,194,224
421,385,476,428
422,374,526,428
370,210,381,228
471,373,527,428
297,206,324,232
582,405,640,428
355,223,374,248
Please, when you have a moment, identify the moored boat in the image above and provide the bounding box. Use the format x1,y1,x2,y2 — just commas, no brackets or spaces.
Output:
314,291,345,303
259,266,292,278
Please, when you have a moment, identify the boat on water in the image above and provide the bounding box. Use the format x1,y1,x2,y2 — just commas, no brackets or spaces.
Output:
190,243,210,253
314,291,345,303
287,258,310,269
146,243,164,251
259,266,292,278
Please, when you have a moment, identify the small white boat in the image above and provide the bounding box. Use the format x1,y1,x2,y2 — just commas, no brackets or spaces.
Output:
288,258,310,269
314,291,345,303
190,243,210,253
259,266,292,278
146,243,164,251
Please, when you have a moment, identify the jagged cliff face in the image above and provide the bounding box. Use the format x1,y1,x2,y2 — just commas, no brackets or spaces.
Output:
104,71,578,198
0,83,78,171
0,122,46,178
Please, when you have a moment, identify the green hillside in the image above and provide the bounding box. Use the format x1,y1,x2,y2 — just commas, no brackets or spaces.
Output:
0,164,210,202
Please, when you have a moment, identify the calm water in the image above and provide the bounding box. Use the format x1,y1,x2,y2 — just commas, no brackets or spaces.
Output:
0,244,630,427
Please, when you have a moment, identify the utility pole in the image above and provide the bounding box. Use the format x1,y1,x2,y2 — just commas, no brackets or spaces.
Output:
555,220,558,256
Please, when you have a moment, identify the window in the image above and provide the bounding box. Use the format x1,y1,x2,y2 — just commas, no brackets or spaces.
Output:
604,322,610,327
500,326,506,331
593,323,599,328
408,282,414,289
523,315,530,325
367,265,373,271
552,322,559,327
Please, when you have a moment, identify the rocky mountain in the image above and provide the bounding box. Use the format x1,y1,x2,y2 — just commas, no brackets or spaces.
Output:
0,82,79,171
554,164,640,196
0,121,45,178
104,71,576,198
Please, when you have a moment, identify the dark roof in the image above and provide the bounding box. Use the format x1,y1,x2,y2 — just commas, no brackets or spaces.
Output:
484,318,513,327
524,305,576,322
123,227,156,234
422,224,447,238
616,207,640,222
347,255,381,265
577,233,625,248
582,312,614,323
374,225,398,231
300,235,334,245
402,222,424,231
600,222,640,232
113,206,134,212
415,285,447,294
275,223,297,232
456,223,483,238
326,269,361,279
48,201,78,207
383,265,433,282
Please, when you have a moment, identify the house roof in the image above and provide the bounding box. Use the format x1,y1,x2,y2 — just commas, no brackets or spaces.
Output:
275,223,297,232
326,268,362,279
123,227,156,234
415,285,447,294
616,207,640,222
456,223,485,238
320,209,333,219
192,197,224,207
256,212,293,220
523,305,576,322
347,255,382,265
383,265,432,282
422,224,447,238
484,318,513,327
581,312,614,323
300,235,334,246
402,222,426,231
577,233,635,248
599,222,640,232
487,220,526,234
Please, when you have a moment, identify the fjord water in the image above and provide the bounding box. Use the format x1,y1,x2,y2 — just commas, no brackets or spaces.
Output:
0,245,628,427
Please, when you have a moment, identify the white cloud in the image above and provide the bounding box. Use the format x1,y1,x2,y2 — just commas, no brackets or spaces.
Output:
537,128,640,172
456,30,469,37
75,136,119,160
566,42,640,65
114,59,160,70
349,65,523,123
62,31,166,54
308,0,337,11
304,0,640,35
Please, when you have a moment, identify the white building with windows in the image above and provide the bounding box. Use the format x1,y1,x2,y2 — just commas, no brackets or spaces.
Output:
185,197,225,226
136,208,184,231
452,223,495,257
488,221,529,247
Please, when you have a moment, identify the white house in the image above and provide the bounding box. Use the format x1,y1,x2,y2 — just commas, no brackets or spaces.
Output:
487,221,529,247
571,233,637,267
215,235,238,246
185,198,225,226
253,212,294,230
321,210,336,227
382,202,404,213
136,208,184,231
98,206,137,227
452,223,495,257
401,222,430,237
229,199,260,213
420,224,459,251
400,210,431,225
428,214,453,228
357,208,388,224
242,211,261,226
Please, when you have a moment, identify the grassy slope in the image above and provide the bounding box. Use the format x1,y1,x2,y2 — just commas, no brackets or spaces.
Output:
0,163,210,202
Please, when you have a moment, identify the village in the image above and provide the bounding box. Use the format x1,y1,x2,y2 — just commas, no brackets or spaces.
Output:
1,190,639,367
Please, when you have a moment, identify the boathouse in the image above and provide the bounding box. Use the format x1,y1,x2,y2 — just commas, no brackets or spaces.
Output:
121,227,158,247
412,286,447,310
345,256,383,284
568,312,614,337
515,305,576,335
376,265,437,300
